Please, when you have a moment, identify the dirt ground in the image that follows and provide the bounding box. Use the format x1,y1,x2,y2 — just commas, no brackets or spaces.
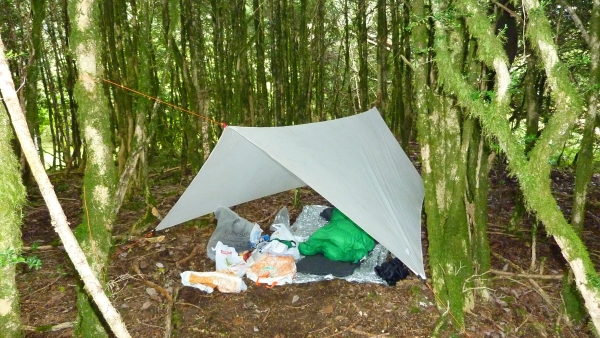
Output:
17,163,600,337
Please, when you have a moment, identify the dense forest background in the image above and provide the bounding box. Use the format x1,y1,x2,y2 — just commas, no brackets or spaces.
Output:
0,0,599,336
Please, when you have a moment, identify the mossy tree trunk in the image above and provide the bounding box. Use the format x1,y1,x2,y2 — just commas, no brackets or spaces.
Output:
465,120,493,301
429,0,600,331
411,0,478,327
0,88,27,338
571,0,600,234
507,53,542,233
69,0,119,336
564,0,600,323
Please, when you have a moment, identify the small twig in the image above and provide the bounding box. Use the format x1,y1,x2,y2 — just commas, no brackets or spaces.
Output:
323,318,361,338
137,319,164,330
308,325,331,334
493,253,559,314
492,0,523,23
261,307,271,323
284,304,309,309
557,0,590,45
22,321,74,332
399,54,413,70
21,245,62,251
490,269,563,280
163,288,178,338
516,314,531,333
176,243,203,268
132,260,172,302
349,327,390,337
142,279,172,302
15,78,26,93
22,276,63,299
256,207,282,224
177,301,206,311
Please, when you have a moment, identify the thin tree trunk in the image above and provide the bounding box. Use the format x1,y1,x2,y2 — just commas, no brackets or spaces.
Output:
314,0,325,121
400,3,414,146
271,0,284,125
376,0,388,115
47,13,73,170
0,35,131,338
507,53,540,233
39,53,60,169
356,0,369,110
68,0,122,336
571,0,600,233
253,0,268,125
25,0,46,165
61,0,81,170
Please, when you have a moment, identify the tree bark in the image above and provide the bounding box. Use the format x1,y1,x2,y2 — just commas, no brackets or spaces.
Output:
0,88,27,338
356,0,369,110
571,0,600,233
68,0,123,336
253,0,269,125
25,0,46,165
376,0,388,116
0,35,131,338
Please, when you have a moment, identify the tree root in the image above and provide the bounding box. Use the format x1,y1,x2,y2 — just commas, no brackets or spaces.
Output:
175,243,203,268
132,260,173,303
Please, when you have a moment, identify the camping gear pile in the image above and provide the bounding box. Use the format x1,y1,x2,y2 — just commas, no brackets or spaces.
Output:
182,205,409,293
157,108,427,286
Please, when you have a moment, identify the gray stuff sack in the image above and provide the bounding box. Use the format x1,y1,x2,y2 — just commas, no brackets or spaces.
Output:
207,206,256,261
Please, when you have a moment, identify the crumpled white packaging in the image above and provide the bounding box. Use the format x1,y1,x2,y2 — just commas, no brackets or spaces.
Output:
181,271,247,294
245,253,296,286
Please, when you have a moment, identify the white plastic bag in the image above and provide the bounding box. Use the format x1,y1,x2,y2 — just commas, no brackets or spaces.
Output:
214,241,247,277
269,224,301,260
249,223,263,247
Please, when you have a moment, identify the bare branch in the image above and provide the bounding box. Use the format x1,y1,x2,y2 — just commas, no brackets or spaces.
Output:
492,0,524,24
558,0,591,45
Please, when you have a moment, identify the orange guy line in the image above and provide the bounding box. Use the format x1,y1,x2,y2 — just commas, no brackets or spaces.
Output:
102,78,227,128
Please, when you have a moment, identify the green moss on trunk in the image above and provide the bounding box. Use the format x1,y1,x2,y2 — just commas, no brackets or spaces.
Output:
0,97,27,337
69,0,118,336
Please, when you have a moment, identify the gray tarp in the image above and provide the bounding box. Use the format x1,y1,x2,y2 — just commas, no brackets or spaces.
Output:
155,107,426,279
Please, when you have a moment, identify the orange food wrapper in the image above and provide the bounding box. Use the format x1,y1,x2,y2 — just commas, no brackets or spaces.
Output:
181,270,247,294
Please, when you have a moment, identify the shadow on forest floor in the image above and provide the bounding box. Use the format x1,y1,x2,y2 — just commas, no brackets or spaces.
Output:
17,161,600,337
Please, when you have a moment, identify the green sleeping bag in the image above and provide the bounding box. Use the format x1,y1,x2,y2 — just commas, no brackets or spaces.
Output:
298,209,375,263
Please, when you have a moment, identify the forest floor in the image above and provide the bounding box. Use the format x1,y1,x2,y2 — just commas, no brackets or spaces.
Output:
16,161,600,338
